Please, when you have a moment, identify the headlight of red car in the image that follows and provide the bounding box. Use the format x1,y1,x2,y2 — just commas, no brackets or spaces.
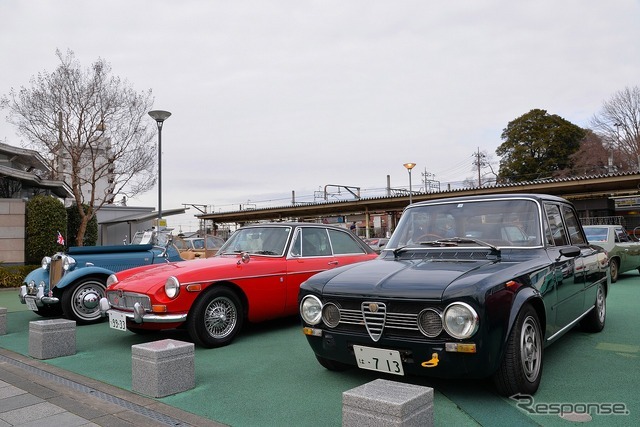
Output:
106,274,118,287
165,276,180,299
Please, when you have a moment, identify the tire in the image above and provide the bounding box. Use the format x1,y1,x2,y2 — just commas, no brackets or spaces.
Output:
493,305,543,396
581,283,606,332
316,355,352,372
187,287,243,348
610,258,619,283
61,277,106,324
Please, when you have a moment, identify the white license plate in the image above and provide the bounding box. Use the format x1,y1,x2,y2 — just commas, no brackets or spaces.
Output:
108,311,128,331
25,298,38,311
353,345,405,376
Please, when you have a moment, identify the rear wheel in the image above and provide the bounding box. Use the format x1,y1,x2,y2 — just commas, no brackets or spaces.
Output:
581,283,606,332
61,277,106,324
610,258,619,283
187,287,244,348
493,305,543,396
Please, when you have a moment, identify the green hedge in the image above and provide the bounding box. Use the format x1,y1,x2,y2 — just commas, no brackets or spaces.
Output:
0,265,38,288
25,195,68,264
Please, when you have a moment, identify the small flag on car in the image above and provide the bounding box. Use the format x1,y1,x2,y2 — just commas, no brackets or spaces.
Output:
57,231,65,245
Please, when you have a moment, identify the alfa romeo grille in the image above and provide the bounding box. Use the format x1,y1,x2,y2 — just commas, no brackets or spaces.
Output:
362,302,387,342
328,299,445,340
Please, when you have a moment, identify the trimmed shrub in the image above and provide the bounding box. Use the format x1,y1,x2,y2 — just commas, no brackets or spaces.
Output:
0,264,39,288
25,195,67,264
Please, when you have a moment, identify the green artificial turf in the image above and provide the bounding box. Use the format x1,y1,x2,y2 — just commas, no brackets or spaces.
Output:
0,274,638,426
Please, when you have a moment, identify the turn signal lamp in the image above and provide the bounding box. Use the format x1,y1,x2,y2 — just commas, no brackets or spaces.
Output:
302,327,322,337
151,305,168,313
445,342,477,353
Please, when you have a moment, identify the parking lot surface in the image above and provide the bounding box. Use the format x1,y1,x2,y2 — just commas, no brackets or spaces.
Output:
0,273,637,426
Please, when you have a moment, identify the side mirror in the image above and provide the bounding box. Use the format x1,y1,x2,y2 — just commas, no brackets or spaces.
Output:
559,246,581,259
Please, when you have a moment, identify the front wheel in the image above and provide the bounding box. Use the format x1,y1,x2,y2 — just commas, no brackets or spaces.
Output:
493,305,543,396
61,278,106,324
187,287,244,348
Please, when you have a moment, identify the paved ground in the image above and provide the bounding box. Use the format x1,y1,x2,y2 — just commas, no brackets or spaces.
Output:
0,272,638,426
0,347,224,427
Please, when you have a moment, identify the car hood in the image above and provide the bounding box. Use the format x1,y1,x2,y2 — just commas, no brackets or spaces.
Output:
306,252,523,300
109,255,256,293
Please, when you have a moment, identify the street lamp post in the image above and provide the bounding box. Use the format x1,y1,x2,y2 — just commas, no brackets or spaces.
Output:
403,162,416,204
148,110,172,227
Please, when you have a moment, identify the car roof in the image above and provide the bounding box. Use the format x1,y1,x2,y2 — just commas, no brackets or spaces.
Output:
409,193,569,208
237,222,351,231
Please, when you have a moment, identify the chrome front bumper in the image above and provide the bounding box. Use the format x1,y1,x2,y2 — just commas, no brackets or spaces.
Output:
99,297,187,324
19,285,60,308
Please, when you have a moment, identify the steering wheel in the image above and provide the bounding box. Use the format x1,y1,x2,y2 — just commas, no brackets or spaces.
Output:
415,233,443,242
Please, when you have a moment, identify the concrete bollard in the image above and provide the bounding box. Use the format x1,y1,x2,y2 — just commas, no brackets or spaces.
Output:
28,319,76,359
342,379,434,427
131,339,195,398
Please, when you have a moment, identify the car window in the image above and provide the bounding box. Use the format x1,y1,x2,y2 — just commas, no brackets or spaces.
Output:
544,203,568,246
219,226,290,256
584,227,608,242
614,227,630,242
291,228,332,257
562,205,586,245
328,229,367,254
387,199,542,248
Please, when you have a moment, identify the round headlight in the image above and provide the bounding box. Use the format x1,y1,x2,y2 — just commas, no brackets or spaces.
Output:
62,255,76,271
300,295,323,325
165,276,180,299
443,302,479,339
106,274,118,287
41,256,51,270
322,302,341,328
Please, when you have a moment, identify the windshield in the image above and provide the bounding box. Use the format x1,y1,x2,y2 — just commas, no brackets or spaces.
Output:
130,230,171,246
218,226,291,256
386,199,542,249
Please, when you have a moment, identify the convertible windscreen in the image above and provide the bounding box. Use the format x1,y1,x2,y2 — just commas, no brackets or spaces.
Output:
387,199,542,248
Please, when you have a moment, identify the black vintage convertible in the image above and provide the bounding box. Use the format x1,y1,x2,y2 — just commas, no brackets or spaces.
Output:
299,194,609,396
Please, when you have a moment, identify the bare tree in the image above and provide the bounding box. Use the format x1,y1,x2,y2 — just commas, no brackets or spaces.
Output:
1,49,157,245
590,86,640,171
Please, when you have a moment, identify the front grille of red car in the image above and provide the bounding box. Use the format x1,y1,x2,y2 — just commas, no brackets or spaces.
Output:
106,291,151,311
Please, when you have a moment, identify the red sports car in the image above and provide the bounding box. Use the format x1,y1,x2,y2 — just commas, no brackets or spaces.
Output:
100,223,377,347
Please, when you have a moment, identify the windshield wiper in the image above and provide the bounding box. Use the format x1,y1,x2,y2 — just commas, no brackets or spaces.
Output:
252,250,279,255
421,237,500,252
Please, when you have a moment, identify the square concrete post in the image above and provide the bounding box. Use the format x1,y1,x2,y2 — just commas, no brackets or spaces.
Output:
343,379,434,427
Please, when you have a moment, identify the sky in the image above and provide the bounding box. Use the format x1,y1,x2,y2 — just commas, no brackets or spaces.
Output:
1,0,639,233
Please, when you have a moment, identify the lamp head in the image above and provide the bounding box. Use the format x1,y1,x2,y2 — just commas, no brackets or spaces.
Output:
148,110,172,123
403,162,416,171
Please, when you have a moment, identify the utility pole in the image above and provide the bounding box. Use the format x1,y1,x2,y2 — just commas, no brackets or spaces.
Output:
472,147,486,188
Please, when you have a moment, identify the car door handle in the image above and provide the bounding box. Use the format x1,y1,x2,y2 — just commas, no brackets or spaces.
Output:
328,261,339,266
